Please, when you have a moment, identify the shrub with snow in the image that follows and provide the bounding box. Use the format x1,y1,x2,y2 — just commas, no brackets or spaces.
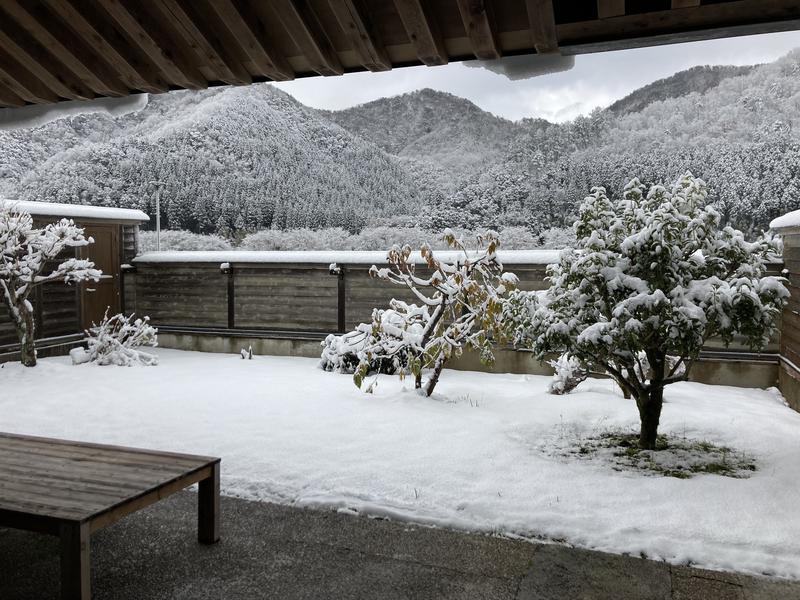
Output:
0,205,101,367
138,229,232,253
353,230,518,396
320,309,412,375
77,310,159,366
510,173,788,449
548,353,588,395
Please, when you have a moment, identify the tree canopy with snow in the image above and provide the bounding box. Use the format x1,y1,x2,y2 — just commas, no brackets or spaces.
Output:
0,205,100,366
353,230,518,396
507,173,787,449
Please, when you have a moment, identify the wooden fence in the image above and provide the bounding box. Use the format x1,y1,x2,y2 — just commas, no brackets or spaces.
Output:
123,253,552,335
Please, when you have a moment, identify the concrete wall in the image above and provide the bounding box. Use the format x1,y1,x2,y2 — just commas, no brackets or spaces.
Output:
156,331,777,388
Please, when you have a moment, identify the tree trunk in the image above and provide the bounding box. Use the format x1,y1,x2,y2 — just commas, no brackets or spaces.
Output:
637,387,663,450
414,372,422,389
423,356,447,397
17,303,37,367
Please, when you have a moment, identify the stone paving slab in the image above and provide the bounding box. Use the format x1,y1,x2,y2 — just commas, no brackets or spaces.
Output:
1,492,797,600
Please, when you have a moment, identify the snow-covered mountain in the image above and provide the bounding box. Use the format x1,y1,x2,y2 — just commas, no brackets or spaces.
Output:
0,85,434,234
2,50,800,237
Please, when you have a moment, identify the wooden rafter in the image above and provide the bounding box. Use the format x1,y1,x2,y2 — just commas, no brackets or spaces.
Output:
597,0,626,19
672,0,701,8
96,0,207,90
0,21,93,100
271,0,343,76
0,81,27,107
206,0,295,82
44,0,168,94
0,47,58,104
1,0,128,97
455,0,500,60
153,0,251,86
328,0,391,72
526,0,559,54
392,0,448,66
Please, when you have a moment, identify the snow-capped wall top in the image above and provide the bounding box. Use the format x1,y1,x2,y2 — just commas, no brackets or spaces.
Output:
770,209,800,231
133,250,562,266
1,199,149,223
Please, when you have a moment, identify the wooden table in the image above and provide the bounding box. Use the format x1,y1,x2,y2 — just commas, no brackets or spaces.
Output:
0,432,221,600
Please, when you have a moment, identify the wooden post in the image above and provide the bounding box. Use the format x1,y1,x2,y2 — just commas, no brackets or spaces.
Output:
337,267,346,333
60,521,90,600
198,462,220,544
227,265,235,330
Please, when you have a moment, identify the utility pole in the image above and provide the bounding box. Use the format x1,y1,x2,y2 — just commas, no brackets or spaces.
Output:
148,181,165,252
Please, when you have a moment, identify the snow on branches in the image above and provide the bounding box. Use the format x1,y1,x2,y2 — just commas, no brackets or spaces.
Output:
74,310,158,366
507,173,788,449
352,230,518,396
0,204,101,366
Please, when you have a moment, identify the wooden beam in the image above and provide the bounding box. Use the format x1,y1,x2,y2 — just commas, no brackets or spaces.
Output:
271,0,344,76
152,0,251,86
44,0,168,94
392,0,448,66
672,0,701,8
0,0,129,97
96,0,207,90
597,0,626,19
526,0,559,54
206,0,294,82
559,0,800,54
328,0,391,72
0,21,93,100
455,0,500,60
0,84,26,108
0,48,59,103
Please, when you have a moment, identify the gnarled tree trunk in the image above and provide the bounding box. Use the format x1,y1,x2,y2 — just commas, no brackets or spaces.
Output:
14,302,37,367
636,387,664,450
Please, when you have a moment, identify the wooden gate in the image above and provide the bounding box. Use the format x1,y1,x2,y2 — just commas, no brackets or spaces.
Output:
79,223,120,328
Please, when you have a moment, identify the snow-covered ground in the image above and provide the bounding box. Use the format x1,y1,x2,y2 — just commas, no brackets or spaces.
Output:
2,348,799,578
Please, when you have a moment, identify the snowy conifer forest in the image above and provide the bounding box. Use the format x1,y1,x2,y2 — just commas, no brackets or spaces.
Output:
3,51,800,247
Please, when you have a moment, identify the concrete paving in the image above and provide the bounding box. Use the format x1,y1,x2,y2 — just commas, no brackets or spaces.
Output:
1,492,798,599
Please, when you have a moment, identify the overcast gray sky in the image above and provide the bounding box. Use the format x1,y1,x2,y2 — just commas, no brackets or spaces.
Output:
275,30,800,123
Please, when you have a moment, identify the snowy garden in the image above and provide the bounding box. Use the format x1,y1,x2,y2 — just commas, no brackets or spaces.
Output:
2,172,799,579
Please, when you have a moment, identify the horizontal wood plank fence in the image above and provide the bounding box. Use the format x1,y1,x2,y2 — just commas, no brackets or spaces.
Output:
121,255,782,358
123,259,551,335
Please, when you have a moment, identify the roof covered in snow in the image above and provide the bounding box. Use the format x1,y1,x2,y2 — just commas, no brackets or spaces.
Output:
1,199,149,223
770,210,800,231
133,250,562,266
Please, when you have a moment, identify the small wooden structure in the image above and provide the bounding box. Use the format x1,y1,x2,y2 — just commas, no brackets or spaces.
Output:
0,200,149,363
0,0,798,108
0,432,220,600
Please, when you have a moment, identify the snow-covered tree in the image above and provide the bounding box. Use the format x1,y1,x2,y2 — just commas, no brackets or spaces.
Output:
0,205,101,366
353,230,518,396
509,173,787,449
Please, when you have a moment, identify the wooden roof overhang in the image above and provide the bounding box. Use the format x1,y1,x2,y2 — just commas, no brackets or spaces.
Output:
0,0,798,108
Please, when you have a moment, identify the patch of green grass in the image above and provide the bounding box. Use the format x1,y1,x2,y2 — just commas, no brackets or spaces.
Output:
558,430,756,479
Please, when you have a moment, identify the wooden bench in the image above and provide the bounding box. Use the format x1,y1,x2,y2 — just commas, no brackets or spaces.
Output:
0,432,221,600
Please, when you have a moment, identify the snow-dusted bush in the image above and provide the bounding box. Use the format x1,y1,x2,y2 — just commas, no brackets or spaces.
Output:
548,353,588,395
353,230,518,396
320,309,411,375
0,205,101,366
538,227,577,249
138,229,232,253
240,227,353,251
510,173,787,449
77,310,158,366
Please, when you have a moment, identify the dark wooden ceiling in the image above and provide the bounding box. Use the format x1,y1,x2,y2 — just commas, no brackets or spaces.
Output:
0,0,798,108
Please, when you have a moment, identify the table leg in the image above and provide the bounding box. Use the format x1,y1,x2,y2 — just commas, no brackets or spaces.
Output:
198,462,220,543
60,521,90,600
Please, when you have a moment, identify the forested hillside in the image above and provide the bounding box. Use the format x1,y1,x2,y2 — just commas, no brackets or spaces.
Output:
2,50,800,241
0,85,430,234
